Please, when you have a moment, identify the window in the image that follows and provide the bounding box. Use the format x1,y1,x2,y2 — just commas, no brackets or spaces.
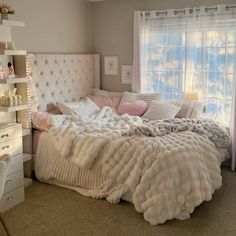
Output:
141,28,236,125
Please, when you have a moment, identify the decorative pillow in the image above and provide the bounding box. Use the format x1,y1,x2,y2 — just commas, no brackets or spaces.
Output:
88,95,121,110
92,89,122,97
32,112,52,131
171,100,204,119
143,101,181,120
47,103,62,114
57,97,100,117
121,91,161,105
118,100,148,116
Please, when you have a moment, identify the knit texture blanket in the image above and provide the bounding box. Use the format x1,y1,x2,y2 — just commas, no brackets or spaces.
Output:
49,107,143,168
49,107,230,225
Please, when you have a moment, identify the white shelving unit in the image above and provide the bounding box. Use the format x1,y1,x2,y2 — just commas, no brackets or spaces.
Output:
0,19,33,192
0,49,27,55
0,77,28,84
23,153,32,163
0,19,25,27
0,104,28,112
24,177,33,187
22,128,31,137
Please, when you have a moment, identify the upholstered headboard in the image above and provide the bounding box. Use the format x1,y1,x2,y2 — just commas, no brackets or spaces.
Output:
28,53,100,112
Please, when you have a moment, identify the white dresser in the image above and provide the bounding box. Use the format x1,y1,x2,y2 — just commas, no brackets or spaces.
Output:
0,123,25,212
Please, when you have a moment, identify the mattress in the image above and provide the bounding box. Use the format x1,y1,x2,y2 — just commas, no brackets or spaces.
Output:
34,132,107,197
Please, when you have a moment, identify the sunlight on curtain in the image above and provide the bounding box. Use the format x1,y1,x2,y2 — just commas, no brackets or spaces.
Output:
186,30,236,125
134,5,236,126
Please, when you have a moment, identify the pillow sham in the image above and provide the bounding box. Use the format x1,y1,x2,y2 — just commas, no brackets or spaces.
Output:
32,112,52,131
143,101,181,120
121,91,161,105
57,97,100,117
88,95,121,110
92,88,122,97
171,100,204,119
118,100,148,116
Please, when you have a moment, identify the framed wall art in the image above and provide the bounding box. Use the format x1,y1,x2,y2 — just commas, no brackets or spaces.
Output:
104,56,118,75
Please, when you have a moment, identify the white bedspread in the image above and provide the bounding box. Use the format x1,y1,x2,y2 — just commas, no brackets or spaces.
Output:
47,107,229,225
49,107,142,169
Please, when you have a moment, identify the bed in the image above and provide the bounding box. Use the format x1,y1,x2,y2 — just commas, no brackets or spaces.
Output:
29,53,106,193
29,53,230,226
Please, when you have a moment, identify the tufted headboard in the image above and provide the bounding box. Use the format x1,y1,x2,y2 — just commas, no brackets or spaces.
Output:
28,53,100,112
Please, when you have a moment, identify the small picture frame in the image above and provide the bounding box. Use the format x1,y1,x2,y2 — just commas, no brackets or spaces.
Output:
121,65,133,84
104,56,118,75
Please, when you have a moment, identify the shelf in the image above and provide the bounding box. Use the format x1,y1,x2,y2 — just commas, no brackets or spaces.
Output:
0,104,28,112
22,128,31,136
0,19,25,27
23,153,32,163
0,49,27,55
24,177,33,187
0,77,27,84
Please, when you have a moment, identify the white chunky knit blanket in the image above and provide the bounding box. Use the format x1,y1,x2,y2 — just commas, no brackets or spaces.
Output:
49,107,230,225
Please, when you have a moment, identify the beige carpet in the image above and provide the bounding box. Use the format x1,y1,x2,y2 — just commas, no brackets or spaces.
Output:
2,168,236,236
0,215,8,236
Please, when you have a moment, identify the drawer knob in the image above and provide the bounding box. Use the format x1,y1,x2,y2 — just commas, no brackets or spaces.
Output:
2,145,9,150
7,196,13,201
5,179,12,184
1,134,9,139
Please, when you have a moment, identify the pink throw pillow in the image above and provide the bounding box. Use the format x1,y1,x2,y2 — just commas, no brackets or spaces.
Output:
118,100,148,116
32,112,52,131
89,95,121,110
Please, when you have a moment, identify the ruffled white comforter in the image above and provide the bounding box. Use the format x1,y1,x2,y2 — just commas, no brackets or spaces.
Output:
48,107,229,225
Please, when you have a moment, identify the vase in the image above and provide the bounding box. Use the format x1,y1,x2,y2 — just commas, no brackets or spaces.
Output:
1,13,8,20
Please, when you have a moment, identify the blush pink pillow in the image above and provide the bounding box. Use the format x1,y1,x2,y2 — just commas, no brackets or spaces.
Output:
118,100,148,116
88,95,121,110
32,112,52,131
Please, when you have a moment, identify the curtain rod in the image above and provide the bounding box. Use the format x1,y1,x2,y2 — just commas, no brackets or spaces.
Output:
141,5,236,17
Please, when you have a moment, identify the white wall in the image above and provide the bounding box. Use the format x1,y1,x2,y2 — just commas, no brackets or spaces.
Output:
92,0,236,92
6,0,93,53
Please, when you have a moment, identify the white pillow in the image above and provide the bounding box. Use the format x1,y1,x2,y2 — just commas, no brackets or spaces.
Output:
143,101,181,120
171,100,204,119
121,92,161,105
57,97,100,117
92,89,122,97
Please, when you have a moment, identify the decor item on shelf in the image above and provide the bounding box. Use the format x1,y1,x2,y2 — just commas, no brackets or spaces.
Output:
0,41,14,50
7,62,15,79
0,41,7,50
0,88,22,107
0,3,15,20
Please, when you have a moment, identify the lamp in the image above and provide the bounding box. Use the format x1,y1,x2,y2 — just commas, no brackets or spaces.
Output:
184,91,200,101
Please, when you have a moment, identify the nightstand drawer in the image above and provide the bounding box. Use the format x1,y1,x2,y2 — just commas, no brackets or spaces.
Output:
0,186,24,212
0,123,22,143
4,171,24,194
0,138,22,157
7,154,23,175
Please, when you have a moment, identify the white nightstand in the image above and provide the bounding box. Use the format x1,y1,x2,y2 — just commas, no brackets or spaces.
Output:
0,122,25,212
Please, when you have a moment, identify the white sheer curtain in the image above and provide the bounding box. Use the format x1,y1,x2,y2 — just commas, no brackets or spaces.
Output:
132,5,236,169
